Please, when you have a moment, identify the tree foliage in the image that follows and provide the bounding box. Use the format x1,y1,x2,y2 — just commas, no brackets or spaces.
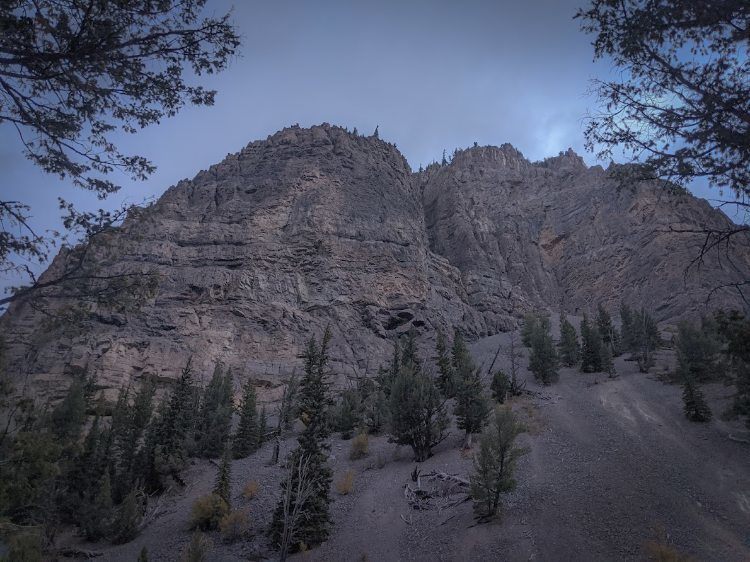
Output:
0,0,240,304
528,316,559,384
270,329,334,552
577,0,750,199
233,379,260,459
558,312,580,367
470,406,527,519
388,332,448,462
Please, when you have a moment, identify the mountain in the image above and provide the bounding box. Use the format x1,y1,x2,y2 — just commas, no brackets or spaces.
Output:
2,123,748,397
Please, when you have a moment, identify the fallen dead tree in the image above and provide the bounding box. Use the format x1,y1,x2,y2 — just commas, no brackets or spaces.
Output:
403,467,471,512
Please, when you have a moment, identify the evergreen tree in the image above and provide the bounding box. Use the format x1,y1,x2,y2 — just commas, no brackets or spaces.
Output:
601,340,616,378
619,302,636,351
558,312,580,367
675,320,720,382
110,488,144,544
111,380,154,502
715,311,750,428
490,370,510,403
470,406,527,519
377,339,401,397
596,303,621,355
49,372,93,443
632,308,660,373
233,380,259,459
435,329,457,398
195,365,233,458
138,547,149,562
279,371,299,430
682,376,712,422
373,125,379,138
141,360,197,492
388,333,448,461
453,332,490,445
580,313,603,373
270,330,334,552
334,388,362,439
80,471,114,540
363,388,389,434
528,316,559,385
258,405,268,445
521,313,540,348
214,447,232,508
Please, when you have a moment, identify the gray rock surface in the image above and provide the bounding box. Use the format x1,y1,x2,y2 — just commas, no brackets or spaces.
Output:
1,124,748,397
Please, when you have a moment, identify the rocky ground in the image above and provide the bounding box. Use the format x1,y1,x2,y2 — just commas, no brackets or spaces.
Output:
68,328,750,562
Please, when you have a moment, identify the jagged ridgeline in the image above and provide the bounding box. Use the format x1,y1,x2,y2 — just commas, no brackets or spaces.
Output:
2,124,749,396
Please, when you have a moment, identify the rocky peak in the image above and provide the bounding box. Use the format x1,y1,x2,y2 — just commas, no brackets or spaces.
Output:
1,123,749,401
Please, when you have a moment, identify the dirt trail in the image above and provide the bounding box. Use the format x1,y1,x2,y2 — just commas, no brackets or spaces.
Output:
89,330,749,562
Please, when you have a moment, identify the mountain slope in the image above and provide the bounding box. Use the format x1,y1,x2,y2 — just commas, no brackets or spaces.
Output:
1,124,748,396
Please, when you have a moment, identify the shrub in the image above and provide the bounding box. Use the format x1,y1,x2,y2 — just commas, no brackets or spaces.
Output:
4,531,43,562
349,433,369,460
336,470,355,495
181,532,212,562
110,488,144,544
241,480,259,500
189,493,229,531
219,510,249,543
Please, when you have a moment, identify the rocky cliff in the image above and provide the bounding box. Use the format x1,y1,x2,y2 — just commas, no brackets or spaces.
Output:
2,124,748,397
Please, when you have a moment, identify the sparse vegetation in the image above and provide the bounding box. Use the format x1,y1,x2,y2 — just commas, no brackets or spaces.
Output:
349,432,369,460
189,494,230,531
219,510,249,543
242,480,260,500
336,470,355,495
470,406,528,519
181,531,212,562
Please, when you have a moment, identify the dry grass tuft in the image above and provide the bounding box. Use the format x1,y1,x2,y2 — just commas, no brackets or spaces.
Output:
349,433,369,459
336,470,355,495
242,480,260,500
219,510,249,543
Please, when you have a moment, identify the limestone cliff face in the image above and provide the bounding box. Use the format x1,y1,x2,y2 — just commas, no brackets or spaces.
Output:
1,124,748,397
424,145,750,325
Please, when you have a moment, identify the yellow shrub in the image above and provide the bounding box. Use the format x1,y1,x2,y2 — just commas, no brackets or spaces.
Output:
349,433,369,460
219,510,249,543
336,470,355,495
242,480,259,500
189,493,229,531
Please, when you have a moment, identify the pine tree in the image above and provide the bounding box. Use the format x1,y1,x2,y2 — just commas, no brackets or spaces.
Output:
270,330,334,552
675,320,719,382
258,404,268,445
601,340,616,378
233,380,259,459
632,308,660,373
388,333,448,461
682,376,712,422
435,329,457,398
141,360,197,492
138,547,149,562
596,303,621,355
340,387,365,439
81,471,114,540
453,332,490,445
363,388,388,434
377,339,401,397
521,313,540,348
279,371,299,430
490,370,510,403
110,487,144,544
580,313,603,373
214,447,232,508
195,365,233,458
470,406,528,519
528,317,559,384
373,125,379,138
558,312,580,367
619,302,635,351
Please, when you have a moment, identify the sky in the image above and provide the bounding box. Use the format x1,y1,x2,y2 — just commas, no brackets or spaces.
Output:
0,0,737,295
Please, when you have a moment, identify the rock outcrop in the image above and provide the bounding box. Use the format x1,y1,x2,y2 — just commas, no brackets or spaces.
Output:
1,124,748,397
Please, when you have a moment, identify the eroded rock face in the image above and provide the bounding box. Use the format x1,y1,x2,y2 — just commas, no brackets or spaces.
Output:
423,145,750,326
1,124,748,398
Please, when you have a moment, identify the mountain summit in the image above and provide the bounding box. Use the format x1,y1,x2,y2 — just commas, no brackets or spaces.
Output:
2,123,748,394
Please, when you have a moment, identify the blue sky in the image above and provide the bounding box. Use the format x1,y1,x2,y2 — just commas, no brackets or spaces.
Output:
0,0,738,295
